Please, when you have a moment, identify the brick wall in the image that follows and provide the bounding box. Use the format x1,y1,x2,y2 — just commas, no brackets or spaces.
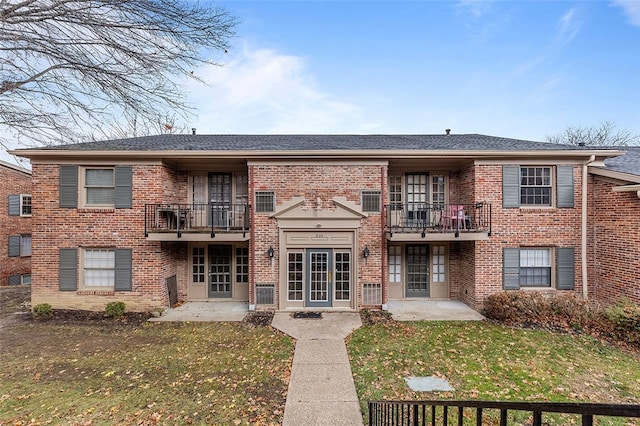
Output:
0,163,32,286
250,163,384,308
589,176,640,304
30,163,180,312
471,164,584,310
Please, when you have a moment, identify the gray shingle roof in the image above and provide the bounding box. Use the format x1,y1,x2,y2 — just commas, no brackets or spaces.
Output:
602,146,640,177
31,134,605,152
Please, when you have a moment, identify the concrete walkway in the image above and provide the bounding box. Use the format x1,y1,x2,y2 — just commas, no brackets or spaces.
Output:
272,312,364,426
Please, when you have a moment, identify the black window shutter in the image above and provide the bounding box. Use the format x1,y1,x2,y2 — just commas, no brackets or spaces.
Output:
114,248,132,291
502,166,520,208
503,248,520,290
556,166,575,208
8,275,21,286
115,166,133,209
8,235,20,257
557,247,575,290
8,195,20,216
59,165,78,208
59,248,78,291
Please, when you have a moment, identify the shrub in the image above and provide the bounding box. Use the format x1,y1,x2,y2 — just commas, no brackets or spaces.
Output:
604,298,640,344
32,303,52,316
484,291,640,349
105,301,126,318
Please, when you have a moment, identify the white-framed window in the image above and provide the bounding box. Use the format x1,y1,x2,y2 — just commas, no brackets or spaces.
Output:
520,167,552,206
519,248,551,287
334,251,351,301
83,167,115,206
255,191,275,213
389,176,402,210
431,175,446,208
20,194,32,216
361,190,381,212
388,245,402,283
287,251,303,301
432,245,446,283
21,275,32,285
83,248,116,288
236,246,249,283
192,246,205,283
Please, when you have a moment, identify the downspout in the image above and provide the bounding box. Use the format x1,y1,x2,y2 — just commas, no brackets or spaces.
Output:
581,155,595,300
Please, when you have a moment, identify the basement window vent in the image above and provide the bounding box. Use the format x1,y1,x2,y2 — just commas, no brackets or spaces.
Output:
256,283,275,305
362,282,382,305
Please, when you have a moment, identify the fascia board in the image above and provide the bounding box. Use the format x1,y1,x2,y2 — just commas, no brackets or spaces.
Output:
589,166,640,184
10,148,625,161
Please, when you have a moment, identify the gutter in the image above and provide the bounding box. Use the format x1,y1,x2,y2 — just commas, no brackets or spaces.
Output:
582,155,596,300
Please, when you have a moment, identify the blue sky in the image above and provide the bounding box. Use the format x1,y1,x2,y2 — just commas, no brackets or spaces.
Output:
184,0,640,141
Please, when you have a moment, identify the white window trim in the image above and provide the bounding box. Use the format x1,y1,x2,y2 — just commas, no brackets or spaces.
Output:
20,194,32,217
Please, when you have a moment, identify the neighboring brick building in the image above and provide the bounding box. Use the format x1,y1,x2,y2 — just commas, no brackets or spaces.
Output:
588,147,640,305
11,134,636,312
0,159,32,286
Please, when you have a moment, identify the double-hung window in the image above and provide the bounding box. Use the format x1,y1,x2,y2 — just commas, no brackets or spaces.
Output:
519,248,551,287
21,195,32,216
503,165,574,208
83,248,116,287
520,167,551,206
85,168,115,206
503,247,575,290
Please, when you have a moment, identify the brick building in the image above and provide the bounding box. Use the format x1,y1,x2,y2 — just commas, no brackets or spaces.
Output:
588,147,640,305
11,134,637,312
1,160,32,286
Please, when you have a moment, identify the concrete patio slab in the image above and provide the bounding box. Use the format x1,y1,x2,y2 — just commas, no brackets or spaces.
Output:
387,300,485,321
271,311,362,340
148,301,248,322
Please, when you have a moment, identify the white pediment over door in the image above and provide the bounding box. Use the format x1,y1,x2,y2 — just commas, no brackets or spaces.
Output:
272,196,367,229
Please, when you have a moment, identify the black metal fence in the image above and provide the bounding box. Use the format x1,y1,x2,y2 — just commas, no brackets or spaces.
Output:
385,203,491,236
369,400,640,426
145,203,249,237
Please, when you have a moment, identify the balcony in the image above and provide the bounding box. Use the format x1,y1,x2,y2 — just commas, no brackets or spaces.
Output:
385,202,491,241
144,203,249,241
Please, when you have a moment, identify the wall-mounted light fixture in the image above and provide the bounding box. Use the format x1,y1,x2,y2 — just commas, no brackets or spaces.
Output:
267,246,274,258
363,246,370,264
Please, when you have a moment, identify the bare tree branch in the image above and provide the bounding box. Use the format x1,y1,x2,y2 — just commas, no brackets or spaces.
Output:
0,0,238,149
545,121,640,147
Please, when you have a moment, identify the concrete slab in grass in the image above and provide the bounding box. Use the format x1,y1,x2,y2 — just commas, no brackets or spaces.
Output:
405,376,454,392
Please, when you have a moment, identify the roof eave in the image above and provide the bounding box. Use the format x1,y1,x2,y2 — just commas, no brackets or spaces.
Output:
9,148,625,161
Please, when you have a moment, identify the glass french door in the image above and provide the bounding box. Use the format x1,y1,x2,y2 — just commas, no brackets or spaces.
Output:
306,249,332,307
406,173,428,227
208,245,232,298
406,245,430,297
208,173,232,227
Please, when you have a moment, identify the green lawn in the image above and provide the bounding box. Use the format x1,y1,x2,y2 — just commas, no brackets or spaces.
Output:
0,321,294,425
347,320,640,424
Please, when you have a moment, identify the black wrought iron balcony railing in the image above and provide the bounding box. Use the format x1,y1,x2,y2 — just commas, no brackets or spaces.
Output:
144,203,249,238
369,400,640,426
385,202,491,236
